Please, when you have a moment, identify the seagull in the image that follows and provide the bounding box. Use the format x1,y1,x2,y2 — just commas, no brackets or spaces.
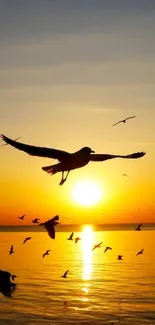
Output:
92,242,103,251
136,249,144,256
23,237,32,244
122,173,128,177
11,275,17,281
0,136,21,147
112,116,136,127
75,237,81,243
18,214,25,220
39,215,59,239
32,218,40,224
117,255,123,260
135,223,143,231
1,134,146,186
9,245,14,255
43,250,51,258
104,246,112,253
67,232,74,240
62,270,69,278
0,270,16,297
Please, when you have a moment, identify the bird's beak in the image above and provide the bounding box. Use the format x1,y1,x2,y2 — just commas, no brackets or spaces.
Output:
91,150,95,153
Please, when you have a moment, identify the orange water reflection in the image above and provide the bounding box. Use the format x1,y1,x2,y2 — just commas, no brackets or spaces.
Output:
81,225,94,296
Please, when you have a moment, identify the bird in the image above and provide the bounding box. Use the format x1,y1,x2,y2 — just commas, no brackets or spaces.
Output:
9,245,14,255
75,237,81,243
112,116,136,127
104,246,112,253
0,270,16,297
136,249,144,256
39,215,59,239
135,223,143,231
32,218,40,224
67,232,74,240
92,242,103,251
0,136,21,147
1,134,146,186
23,237,32,244
62,270,69,278
18,214,25,220
122,173,128,177
117,255,123,260
42,250,51,258
11,275,17,281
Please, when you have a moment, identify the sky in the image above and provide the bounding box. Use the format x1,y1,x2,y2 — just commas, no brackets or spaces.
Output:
0,0,155,225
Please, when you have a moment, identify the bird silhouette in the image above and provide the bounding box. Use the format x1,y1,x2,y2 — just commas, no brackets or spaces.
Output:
92,242,103,251
39,215,59,239
62,270,69,278
11,275,17,281
67,232,74,240
135,223,143,231
112,116,136,127
1,134,145,185
9,245,14,255
0,270,16,297
104,246,112,253
23,237,32,244
117,255,123,260
122,173,128,177
18,214,25,220
32,218,40,224
75,237,81,243
136,249,144,256
0,136,21,147
43,250,51,258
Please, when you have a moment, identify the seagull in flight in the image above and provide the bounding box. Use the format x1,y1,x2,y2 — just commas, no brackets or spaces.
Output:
75,237,81,243
9,245,14,255
43,250,51,258
135,223,143,231
67,232,74,241
92,242,103,251
0,136,21,147
117,255,123,260
39,215,59,239
112,116,136,127
104,246,112,253
18,214,25,220
32,218,40,224
122,173,128,177
23,237,32,244
1,134,146,186
62,270,69,278
136,249,144,256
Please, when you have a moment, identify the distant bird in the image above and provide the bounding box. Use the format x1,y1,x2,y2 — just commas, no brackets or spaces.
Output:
0,270,16,297
23,237,32,244
0,136,21,147
11,275,17,281
122,173,128,177
39,215,59,239
75,237,81,243
62,270,69,278
104,246,112,253
32,218,40,224
9,245,14,255
112,116,136,127
117,255,123,260
92,242,103,251
136,249,144,256
67,232,74,241
1,134,146,185
18,214,25,220
135,223,143,231
43,250,51,258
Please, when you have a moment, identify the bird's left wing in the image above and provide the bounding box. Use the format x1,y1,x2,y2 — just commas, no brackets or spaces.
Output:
112,120,122,127
1,135,70,161
90,152,146,162
126,116,136,121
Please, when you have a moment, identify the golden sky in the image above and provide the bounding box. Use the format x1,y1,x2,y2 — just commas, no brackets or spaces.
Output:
0,1,155,225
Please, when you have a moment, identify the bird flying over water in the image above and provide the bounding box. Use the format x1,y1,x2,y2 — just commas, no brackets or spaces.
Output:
62,270,69,278
32,218,40,224
136,249,144,256
11,275,17,281
0,270,16,297
9,245,14,255
104,246,112,253
18,214,25,220
112,116,136,127
67,232,74,241
117,255,123,260
39,215,59,239
75,237,81,243
23,237,32,244
92,242,103,251
43,250,51,258
135,223,143,231
1,134,146,185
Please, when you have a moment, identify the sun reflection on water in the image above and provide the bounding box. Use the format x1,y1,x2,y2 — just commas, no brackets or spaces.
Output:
81,225,94,296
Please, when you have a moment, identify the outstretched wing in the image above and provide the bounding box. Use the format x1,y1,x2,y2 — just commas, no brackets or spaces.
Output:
112,120,123,127
1,135,70,161
126,115,136,121
90,152,146,162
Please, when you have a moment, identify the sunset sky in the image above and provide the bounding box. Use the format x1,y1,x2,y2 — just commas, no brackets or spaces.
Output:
0,1,155,225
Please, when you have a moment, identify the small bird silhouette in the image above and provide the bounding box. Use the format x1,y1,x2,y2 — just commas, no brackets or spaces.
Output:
0,136,21,147
39,215,59,239
18,214,25,220
11,275,17,281
42,250,51,258
32,218,40,224
112,116,136,127
122,173,128,177
135,223,143,231
62,270,69,278
117,255,123,260
104,246,112,253
92,242,103,251
23,237,32,244
9,245,14,255
67,232,74,240
136,249,144,256
75,237,81,243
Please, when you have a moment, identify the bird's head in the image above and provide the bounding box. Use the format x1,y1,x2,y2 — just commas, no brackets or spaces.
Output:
80,147,95,154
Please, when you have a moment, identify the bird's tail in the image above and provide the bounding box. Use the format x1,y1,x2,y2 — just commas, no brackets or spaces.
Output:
42,163,61,175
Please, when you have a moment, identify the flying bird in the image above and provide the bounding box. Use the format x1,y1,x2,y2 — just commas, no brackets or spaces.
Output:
136,249,144,256
42,250,51,258
75,237,81,243
117,255,123,260
0,270,16,297
1,134,146,186
9,245,14,255
122,173,128,177
104,246,112,253
18,214,25,220
11,275,17,281
135,223,143,231
0,136,21,147
62,270,69,278
67,232,74,241
32,218,40,224
23,237,32,244
39,215,59,239
112,116,136,127
92,242,103,251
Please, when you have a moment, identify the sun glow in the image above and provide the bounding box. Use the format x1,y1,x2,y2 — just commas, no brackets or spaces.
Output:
72,180,102,206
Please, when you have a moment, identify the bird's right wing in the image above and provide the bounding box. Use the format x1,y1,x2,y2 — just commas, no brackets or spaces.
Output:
126,116,136,121
112,120,122,127
1,135,70,161
90,152,146,161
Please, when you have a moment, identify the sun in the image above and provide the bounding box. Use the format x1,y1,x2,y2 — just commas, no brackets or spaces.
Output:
72,180,102,206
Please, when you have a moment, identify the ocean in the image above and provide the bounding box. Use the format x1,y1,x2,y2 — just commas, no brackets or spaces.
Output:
0,225,155,324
